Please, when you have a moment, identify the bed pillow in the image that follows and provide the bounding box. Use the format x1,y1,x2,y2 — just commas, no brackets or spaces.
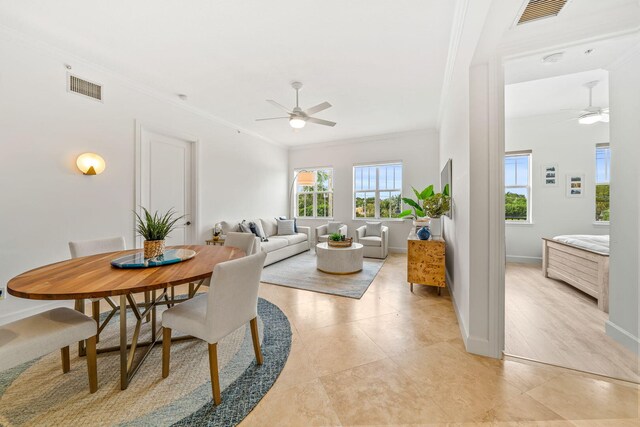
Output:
365,222,382,237
327,222,342,235
276,219,296,236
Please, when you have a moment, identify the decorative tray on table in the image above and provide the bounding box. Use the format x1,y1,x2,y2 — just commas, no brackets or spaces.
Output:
111,249,196,269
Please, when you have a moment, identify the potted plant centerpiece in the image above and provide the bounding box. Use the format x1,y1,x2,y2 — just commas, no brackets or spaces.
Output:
327,232,352,248
399,184,451,237
135,207,185,258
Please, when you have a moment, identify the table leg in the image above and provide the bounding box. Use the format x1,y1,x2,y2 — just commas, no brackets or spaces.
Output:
119,294,128,390
437,287,442,296
75,298,87,356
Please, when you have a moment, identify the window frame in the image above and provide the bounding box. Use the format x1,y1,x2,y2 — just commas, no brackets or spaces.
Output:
352,162,403,221
594,143,611,224
293,167,334,219
504,151,532,224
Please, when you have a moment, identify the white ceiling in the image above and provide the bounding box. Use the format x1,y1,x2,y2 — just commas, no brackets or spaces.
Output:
0,0,456,146
505,69,609,119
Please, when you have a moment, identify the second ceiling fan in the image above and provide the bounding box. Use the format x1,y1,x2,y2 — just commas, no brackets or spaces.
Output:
256,82,336,129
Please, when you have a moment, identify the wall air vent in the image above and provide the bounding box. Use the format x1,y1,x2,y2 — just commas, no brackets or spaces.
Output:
517,0,568,25
68,74,103,101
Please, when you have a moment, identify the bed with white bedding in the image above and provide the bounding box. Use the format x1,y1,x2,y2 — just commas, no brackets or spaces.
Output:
542,235,609,312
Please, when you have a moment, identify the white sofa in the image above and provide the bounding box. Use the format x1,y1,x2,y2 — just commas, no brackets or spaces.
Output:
315,222,348,246
354,225,389,259
219,218,310,266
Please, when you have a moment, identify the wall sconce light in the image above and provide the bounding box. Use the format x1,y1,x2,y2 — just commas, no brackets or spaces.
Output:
76,153,106,175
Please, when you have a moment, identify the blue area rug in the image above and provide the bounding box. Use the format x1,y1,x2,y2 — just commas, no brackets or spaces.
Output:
261,251,385,299
0,298,291,427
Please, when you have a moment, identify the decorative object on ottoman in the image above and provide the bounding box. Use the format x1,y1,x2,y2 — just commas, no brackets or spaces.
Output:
134,207,185,258
417,226,431,240
327,232,353,248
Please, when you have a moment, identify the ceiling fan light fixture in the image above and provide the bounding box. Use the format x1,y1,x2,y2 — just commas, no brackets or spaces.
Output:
289,117,306,129
578,112,603,125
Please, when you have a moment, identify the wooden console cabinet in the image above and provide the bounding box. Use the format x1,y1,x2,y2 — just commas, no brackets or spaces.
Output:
407,233,446,294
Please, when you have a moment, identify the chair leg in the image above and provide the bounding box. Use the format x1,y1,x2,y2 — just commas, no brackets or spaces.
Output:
144,291,151,322
162,327,171,378
61,346,70,373
86,336,98,393
250,317,263,365
208,343,221,405
92,300,101,343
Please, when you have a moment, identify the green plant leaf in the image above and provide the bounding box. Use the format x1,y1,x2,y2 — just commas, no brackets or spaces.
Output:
412,187,422,200
442,183,450,197
420,185,434,200
398,209,414,217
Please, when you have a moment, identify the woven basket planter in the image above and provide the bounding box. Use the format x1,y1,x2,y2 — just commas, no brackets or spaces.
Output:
327,238,353,248
144,240,165,259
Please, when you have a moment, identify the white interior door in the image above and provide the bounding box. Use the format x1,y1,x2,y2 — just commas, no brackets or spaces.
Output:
137,126,195,247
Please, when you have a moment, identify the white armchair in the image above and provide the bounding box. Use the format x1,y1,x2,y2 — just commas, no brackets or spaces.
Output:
354,225,389,259
315,222,348,246
162,251,267,405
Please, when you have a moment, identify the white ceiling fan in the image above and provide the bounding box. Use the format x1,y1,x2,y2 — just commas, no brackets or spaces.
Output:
573,81,609,125
256,82,336,129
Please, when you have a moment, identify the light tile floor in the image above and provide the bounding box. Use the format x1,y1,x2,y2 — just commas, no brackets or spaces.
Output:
239,253,639,426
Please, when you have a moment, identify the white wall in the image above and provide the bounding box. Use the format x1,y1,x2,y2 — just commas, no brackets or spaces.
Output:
0,32,288,324
606,45,640,353
505,115,610,262
288,130,440,251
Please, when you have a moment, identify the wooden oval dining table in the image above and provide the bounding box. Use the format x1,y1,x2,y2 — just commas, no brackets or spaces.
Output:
7,244,245,390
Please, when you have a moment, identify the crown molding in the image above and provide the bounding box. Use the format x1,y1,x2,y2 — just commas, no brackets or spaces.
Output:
287,128,437,151
436,0,470,129
0,23,282,148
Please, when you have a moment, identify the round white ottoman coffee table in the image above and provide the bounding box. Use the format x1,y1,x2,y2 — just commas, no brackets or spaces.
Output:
316,242,364,274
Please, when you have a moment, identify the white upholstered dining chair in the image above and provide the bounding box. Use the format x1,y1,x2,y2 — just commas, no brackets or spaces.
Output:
0,307,98,393
161,251,267,405
69,236,126,340
223,231,256,256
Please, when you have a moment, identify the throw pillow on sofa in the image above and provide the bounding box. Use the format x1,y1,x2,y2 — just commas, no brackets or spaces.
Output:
327,222,342,235
276,219,296,235
249,221,268,242
238,220,252,234
365,222,382,237
278,216,298,233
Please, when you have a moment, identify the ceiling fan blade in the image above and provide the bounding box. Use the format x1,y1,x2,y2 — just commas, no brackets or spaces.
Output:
266,100,293,114
304,101,332,116
255,117,290,121
307,117,336,127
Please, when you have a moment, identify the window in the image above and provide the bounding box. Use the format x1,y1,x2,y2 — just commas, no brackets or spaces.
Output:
595,144,610,222
505,152,531,222
353,163,402,219
295,168,333,218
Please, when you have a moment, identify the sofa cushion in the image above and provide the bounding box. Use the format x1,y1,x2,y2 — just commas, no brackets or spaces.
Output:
327,222,342,234
260,237,289,252
317,234,330,243
275,233,308,245
276,219,295,235
220,220,240,235
260,218,278,237
359,236,382,247
365,222,382,237
238,220,252,234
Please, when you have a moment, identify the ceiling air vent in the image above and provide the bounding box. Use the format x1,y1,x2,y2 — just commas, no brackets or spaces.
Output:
68,74,103,101
517,0,568,25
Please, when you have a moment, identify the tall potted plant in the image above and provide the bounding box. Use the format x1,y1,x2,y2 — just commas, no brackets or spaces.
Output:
399,184,451,236
135,207,185,258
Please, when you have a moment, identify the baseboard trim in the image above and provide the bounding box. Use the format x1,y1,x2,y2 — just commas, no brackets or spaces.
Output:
446,269,497,358
0,300,72,326
605,320,640,355
389,247,407,254
506,255,542,264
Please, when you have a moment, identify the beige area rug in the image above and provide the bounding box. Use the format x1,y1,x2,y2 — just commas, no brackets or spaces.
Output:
0,298,291,427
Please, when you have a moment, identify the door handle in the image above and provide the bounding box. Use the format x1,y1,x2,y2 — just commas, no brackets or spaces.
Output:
184,221,191,226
